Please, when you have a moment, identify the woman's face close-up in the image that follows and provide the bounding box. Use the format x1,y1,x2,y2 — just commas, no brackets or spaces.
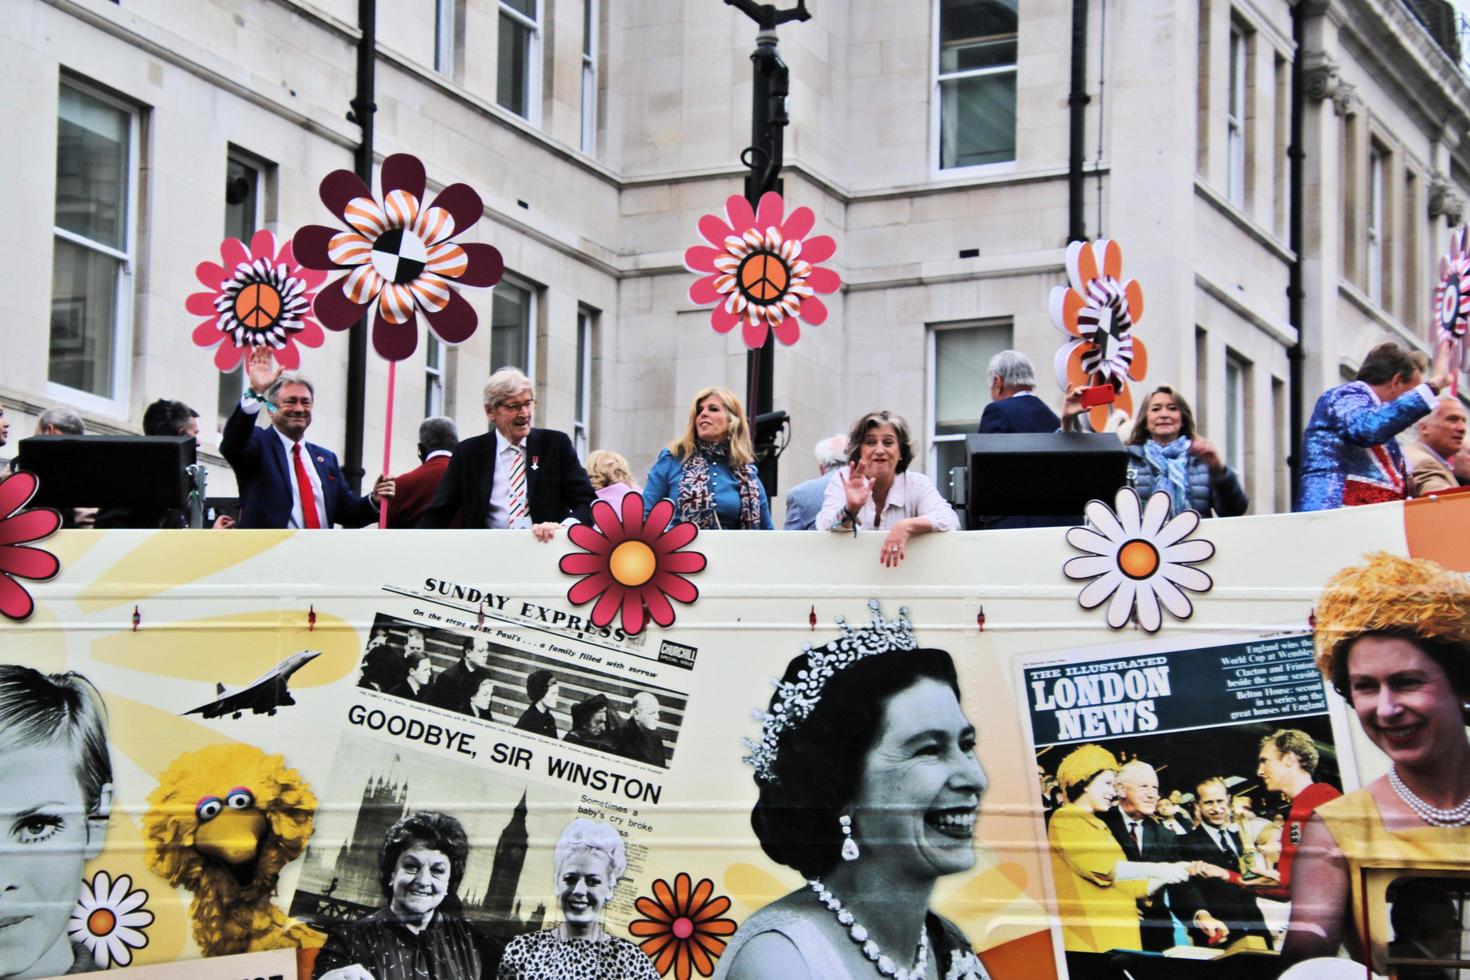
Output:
558,850,614,928
848,676,986,882
470,680,494,710
389,842,452,921
858,424,901,480
585,708,608,737
694,396,732,444
1079,770,1118,813
1345,635,1465,772
1144,393,1183,443
0,744,95,978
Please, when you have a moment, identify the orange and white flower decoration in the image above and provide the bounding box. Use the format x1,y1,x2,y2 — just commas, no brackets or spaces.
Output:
559,494,707,635
1050,239,1149,431
1435,224,1470,394
68,870,154,968
629,872,738,979
1063,487,1214,633
684,191,840,349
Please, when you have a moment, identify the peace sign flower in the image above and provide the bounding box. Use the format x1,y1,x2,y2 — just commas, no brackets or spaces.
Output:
0,472,62,623
1063,487,1214,633
685,191,840,349
629,873,737,979
1050,239,1149,431
69,871,153,969
186,229,326,372
559,494,706,635
1435,224,1470,392
292,153,504,361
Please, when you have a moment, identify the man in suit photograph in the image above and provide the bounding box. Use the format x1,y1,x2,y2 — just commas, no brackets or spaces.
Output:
425,634,493,713
1176,776,1273,948
386,416,459,528
418,367,595,539
1102,761,1228,951
222,348,393,529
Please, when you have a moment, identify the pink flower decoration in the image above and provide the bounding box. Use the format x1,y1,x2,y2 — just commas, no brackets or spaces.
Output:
186,230,326,372
292,153,504,362
559,495,706,636
684,191,840,349
0,473,63,622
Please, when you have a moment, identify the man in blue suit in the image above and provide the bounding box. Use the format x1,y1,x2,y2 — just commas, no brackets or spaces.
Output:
978,350,1061,434
221,348,394,529
782,434,847,530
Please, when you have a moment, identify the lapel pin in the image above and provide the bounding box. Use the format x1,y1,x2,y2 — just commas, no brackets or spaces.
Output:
531,455,540,471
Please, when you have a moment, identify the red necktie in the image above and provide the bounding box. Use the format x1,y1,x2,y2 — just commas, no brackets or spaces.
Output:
292,444,322,529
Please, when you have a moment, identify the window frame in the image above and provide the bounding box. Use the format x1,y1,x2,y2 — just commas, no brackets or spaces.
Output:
47,77,140,418
573,307,593,460
1226,24,1247,208
424,335,445,418
497,0,543,125
926,319,1013,479
1224,354,1247,475
1368,144,1384,305
490,274,538,379
931,0,1020,177
580,0,598,155
434,0,457,76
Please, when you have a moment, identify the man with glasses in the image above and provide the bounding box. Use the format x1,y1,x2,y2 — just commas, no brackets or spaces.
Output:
419,367,594,539
221,347,394,529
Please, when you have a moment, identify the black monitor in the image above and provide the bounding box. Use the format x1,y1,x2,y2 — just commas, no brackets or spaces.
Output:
965,432,1128,520
16,435,196,510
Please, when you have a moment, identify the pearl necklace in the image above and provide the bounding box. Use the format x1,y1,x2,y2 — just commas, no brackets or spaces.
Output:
807,879,929,980
1388,765,1470,827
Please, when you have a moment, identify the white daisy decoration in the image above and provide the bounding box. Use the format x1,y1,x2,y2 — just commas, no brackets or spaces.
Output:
68,870,154,968
1063,487,1215,633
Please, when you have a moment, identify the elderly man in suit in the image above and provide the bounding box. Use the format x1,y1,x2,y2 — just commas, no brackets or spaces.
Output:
419,367,595,539
1102,761,1227,951
782,434,847,530
1176,777,1273,948
1406,397,1467,497
979,350,1062,434
221,348,393,529
386,416,459,528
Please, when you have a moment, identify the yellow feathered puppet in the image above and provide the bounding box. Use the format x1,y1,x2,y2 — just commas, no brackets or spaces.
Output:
142,744,325,956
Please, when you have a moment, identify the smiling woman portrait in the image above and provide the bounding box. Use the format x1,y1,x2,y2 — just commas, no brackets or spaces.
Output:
641,387,772,530
0,665,113,979
314,810,491,980
1281,552,1470,974
497,817,657,979
715,607,991,980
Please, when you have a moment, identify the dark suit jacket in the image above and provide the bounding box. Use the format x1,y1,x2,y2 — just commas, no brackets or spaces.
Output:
977,394,1074,530
386,454,455,529
418,428,595,529
1176,825,1271,946
979,393,1061,434
424,660,490,712
220,403,377,529
1102,809,1206,951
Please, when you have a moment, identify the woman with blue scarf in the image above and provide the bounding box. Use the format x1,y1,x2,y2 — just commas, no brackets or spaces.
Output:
642,386,773,529
1124,386,1249,517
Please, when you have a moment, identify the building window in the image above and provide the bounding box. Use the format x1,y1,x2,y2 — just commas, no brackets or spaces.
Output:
435,0,457,76
49,80,137,409
498,0,540,121
936,0,1018,170
491,278,535,375
574,308,593,459
1368,144,1384,304
580,0,598,154
1226,24,1246,207
217,154,263,427
1224,354,1247,475
425,336,445,417
1405,168,1420,330
929,321,1012,484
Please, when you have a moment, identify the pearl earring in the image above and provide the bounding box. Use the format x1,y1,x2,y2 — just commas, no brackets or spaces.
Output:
839,813,859,862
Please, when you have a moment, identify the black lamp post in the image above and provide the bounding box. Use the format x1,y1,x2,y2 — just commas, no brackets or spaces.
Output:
725,0,809,495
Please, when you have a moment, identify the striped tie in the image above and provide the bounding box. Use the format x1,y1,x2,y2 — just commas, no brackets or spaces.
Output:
508,446,528,527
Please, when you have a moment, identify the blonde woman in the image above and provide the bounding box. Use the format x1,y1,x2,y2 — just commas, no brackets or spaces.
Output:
586,450,640,512
642,388,772,529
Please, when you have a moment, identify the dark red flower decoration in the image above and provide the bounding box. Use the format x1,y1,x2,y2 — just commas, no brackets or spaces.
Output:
292,153,504,361
629,873,737,979
0,473,63,622
559,495,706,635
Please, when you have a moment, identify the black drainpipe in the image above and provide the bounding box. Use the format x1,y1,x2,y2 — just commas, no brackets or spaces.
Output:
1068,0,1090,243
342,0,376,491
1287,2,1305,504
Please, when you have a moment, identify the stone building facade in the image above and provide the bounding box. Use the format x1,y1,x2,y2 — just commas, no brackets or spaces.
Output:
3,0,1468,516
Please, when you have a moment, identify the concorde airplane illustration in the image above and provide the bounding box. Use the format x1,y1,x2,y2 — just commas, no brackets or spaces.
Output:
185,650,321,719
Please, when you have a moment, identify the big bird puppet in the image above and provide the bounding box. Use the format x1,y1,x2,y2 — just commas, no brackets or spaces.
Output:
142,744,325,956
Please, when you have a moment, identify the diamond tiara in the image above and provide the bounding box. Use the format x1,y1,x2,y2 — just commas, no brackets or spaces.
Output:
742,601,918,785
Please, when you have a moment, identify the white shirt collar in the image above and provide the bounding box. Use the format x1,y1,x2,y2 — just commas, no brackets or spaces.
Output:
495,429,525,456
424,449,454,462
273,425,305,454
